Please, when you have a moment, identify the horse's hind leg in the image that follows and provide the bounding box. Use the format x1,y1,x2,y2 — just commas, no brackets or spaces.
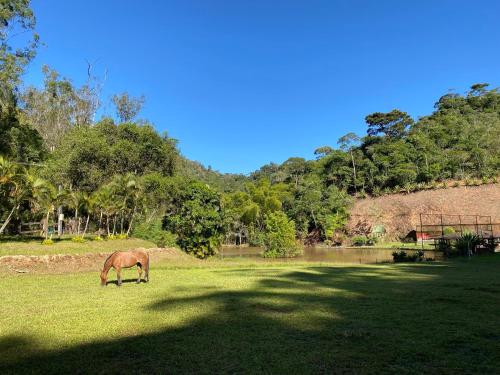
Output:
136,265,143,284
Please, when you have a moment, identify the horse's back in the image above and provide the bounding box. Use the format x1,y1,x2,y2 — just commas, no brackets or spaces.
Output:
110,250,148,268
130,250,149,265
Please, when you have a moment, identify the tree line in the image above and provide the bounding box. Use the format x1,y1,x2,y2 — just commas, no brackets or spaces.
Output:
1,1,499,258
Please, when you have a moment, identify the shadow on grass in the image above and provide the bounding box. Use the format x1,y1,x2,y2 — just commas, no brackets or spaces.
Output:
105,278,147,286
1,259,500,374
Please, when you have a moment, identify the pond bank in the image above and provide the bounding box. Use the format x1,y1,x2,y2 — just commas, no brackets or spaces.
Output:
221,246,440,263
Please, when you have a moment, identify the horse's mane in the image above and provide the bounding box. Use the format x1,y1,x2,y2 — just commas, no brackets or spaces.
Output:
103,251,118,268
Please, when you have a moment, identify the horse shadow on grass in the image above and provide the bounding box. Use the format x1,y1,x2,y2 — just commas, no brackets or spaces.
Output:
1,261,500,374
106,278,147,286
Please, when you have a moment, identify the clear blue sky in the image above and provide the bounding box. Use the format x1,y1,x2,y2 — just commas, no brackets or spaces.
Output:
25,0,500,174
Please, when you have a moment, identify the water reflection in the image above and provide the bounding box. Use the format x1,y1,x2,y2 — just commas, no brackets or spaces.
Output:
220,246,437,264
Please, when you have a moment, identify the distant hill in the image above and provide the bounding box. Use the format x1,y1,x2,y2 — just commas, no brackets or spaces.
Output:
177,157,247,192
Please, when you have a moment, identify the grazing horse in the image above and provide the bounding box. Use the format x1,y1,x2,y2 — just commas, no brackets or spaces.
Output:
100,250,149,286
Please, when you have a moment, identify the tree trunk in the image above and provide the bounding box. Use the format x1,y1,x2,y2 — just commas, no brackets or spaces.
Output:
99,210,103,232
82,215,90,238
45,209,51,240
147,208,157,223
0,204,19,234
106,215,110,236
126,205,137,236
112,217,116,235
350,150,357,193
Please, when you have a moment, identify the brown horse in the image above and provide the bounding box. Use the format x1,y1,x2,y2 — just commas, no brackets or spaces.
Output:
100,250,149,286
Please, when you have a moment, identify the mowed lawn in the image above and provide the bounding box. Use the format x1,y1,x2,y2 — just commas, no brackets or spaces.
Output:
0,238,156,256
1,256,500,374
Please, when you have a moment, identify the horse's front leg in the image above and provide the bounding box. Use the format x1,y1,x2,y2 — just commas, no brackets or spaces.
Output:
116,267,122,286
137,266,143,284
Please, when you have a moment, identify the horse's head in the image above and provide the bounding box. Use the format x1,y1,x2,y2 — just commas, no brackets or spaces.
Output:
100,271,107,286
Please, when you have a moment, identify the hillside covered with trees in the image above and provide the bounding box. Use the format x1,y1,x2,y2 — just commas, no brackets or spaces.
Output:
1,1,499,257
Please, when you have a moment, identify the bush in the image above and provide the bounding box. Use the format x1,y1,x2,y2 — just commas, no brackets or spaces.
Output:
392,250,424,263
163,181,224,258
443,227,455,235
454,232,481,256
133,220,177,248
71,236,85,243
248,226,265,247
93,236,103,241
116,233,128,239
262,211,302,258
437,239,451,253
41,239,54,245
352,236,367,246
107,234,117,240
351,235,377,246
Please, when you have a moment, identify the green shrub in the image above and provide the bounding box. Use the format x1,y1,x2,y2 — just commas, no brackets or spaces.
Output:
162,181,224,258
116,233,128,239
455,233,481,256
357,190,367,199
352,236,367,246
133,220,177,248
262,211,302,258
71,236,85,243
443,227,455,235
41,239,54,245
248,231,265,247
392,250,424,263
93,236,103,241
352,235,378,246
107,234,117,240
437,239,451,252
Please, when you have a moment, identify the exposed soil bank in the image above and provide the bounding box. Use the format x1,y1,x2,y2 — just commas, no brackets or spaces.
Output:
349,183,500,238
0,247,195,275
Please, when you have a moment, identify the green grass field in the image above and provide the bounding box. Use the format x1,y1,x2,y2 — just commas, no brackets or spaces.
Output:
1,254,499,374
0,237,156,256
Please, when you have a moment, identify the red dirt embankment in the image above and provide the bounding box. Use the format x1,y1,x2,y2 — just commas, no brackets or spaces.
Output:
348,183,500,239
0,247,196,275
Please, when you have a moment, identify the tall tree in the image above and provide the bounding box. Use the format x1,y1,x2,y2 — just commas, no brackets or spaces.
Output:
112,92,145,123
21,65,101,151
0,0,39,98
365,110,413,139
337,132,360,191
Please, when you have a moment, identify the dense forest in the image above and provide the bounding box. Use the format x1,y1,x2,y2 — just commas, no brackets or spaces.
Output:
1,1,499,257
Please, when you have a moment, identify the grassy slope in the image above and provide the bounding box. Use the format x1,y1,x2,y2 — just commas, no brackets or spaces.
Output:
0,238,156,256
1,256,499,374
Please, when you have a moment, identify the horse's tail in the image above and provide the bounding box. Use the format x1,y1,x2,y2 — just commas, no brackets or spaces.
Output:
145,252,150,282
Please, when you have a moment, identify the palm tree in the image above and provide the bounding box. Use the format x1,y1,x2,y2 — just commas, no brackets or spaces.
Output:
0,158,32,234
68,190,86,235
29,176,57,239
81,192,97,238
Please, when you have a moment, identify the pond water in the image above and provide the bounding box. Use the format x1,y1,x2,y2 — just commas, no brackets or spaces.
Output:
220,246,438,264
